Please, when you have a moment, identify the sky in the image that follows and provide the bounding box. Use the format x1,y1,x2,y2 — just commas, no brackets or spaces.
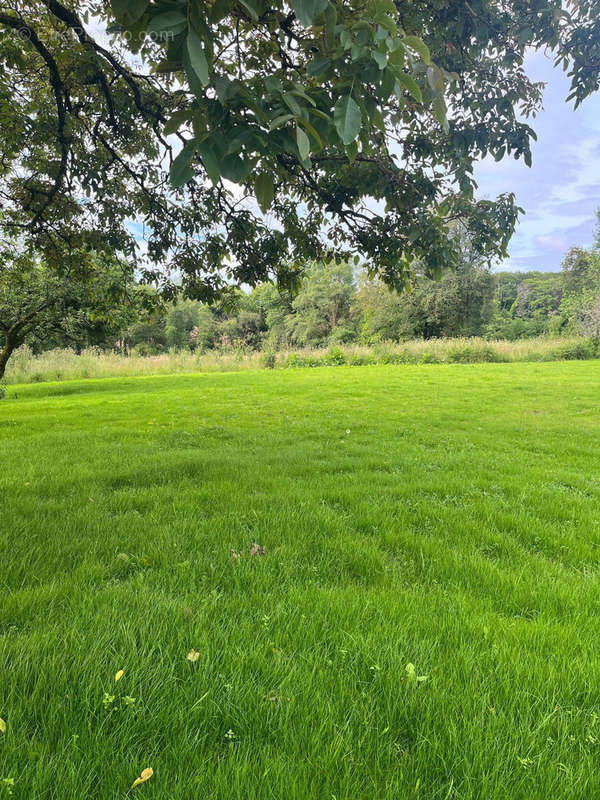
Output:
474,50,600,273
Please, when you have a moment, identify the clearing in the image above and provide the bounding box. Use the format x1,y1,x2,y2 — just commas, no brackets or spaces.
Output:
1,362,600,799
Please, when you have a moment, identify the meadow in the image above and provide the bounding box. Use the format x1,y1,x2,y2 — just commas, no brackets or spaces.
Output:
4,335,599,386
1,362,600,799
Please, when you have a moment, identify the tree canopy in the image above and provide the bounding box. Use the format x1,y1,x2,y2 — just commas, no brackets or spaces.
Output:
0,0,599,302
0,248,140,378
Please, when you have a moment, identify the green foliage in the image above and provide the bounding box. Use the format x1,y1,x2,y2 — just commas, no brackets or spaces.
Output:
260,351,277,369
487,271,564,339
286,261,356,347
0,250,141,379
558,240,600,336
1,0,599,305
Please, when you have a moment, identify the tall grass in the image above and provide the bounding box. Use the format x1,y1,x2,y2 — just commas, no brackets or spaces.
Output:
5,336,599,384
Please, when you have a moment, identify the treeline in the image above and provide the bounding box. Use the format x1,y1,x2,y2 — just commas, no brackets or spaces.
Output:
122,243,600,355
22,233,600,357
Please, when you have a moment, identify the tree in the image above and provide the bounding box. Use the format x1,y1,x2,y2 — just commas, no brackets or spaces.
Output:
354,230,496,340
286,260,356,346
2,1,600,279
0,251,139,380
0,1,599,374
560,245,600,336
166,299,204,348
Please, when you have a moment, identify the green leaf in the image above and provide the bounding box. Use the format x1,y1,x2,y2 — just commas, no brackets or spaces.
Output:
197,141,221,185
254,173,275,214
111,0,148,26
432,95,449,132
402,35,431,65
426,65,445,92
395,72,422,103
340,29,352,50
269,114,295,131
296,125,310,161
170,147,194,188
147,11,186,36
220,154,246,182
333,95,362,145
307,57,331,77
214,75,238,103
345,140,358,163
378,68,396,100
238,0,259,20
186,29,209,86
297,117,323,149
372,50,387,70
282,92,302,116
290,0,329,27
164,109,191,135
211,0,232,21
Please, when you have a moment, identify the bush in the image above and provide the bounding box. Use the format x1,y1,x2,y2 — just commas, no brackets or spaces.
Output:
260,352,277,370
324,347,346,366
549,339,598,361
132,342,163,357
447,344,499,363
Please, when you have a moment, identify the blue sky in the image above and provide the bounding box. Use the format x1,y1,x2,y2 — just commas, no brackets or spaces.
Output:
474,50,600,273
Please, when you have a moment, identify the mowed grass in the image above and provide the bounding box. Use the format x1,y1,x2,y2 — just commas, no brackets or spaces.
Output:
1,362,600,799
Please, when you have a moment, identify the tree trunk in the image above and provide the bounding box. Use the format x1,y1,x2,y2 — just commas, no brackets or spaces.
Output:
0,336,17,382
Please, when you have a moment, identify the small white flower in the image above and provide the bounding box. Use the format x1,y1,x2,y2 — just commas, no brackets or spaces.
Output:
345,429,350,435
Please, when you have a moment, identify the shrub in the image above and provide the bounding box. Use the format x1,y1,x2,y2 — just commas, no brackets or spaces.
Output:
260,352,277,370
132,342,163,357
549,340,598,361
285,353,304,368
447,344,499,363
324,347,346,366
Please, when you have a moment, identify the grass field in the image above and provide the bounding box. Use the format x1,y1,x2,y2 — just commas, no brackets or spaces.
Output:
1,362,600,799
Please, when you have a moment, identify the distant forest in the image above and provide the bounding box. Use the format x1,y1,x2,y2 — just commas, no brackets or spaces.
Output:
22,228,600,356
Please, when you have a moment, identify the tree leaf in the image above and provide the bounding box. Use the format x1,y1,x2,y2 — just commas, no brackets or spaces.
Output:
372,50,387,70
164,109,191,135
186,649,200,662
402,35,431,65
296,126,311,161
290,0,329,27
297,117,323,149
395,72,422,103
0,718,6,735
238,0,259,20
269,114,295,131
131,767,154,789
307,57,331,77
170,148,194,188
333,95,362,145
220,153,246,183
186,29,209,87
111,0,148,26
254,173,275,214
115,669,124,683
426,65,446,92
146,11,186,36
432,94,449,132
197,141,221,185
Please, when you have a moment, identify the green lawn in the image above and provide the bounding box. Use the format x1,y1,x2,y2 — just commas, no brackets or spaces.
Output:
2,362,600,799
